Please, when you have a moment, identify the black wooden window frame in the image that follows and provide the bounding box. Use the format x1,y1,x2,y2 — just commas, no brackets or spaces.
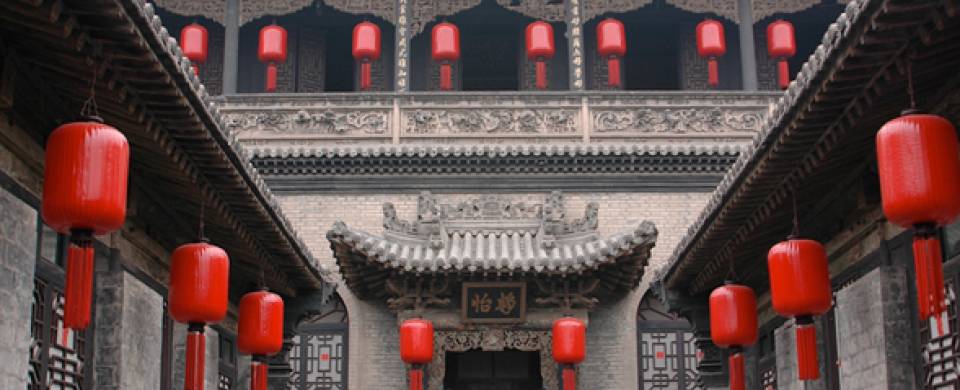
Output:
293,323,349,390
217,329,239,390
30,218,96,389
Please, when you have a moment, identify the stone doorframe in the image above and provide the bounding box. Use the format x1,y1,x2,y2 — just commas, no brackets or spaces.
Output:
426,329,559,390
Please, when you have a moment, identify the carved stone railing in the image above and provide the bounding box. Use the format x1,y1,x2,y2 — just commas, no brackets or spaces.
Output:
216,91,779,148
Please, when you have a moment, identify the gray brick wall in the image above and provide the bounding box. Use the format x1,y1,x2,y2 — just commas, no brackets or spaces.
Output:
774,317,829,390
0,185,37,389
835,265,916,389
278,192,710,389
94,256,165,389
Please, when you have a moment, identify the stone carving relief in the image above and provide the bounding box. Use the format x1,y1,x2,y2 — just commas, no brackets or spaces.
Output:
154,0,226,25
428,330,558,390
593,107,763,134
403,109,578,135
223,110,389,135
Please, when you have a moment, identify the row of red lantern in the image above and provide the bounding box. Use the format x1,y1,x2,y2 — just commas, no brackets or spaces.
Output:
42,118,285,390
179,18,796,91
696,18,796,88
711,110,960,387
399,316,586,390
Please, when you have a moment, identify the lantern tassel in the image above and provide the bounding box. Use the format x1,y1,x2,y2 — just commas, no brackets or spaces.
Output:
186,325,206,390
361,61,372,91
265,63,278,92
607,57,621,88
795,317,820,380
914,233,946,337
63,233,94,330
192,64,200,77
251,359,268,390
408,367,423,390
562,366,576,390
707,58,719,87
728,351,745,390
777,60,790,89
440,63,452,91
536,60,548,90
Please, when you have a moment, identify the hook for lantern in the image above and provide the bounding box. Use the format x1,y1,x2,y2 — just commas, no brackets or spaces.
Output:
79,66,100,119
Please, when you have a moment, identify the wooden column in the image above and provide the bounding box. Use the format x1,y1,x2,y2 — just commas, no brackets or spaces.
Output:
737,0,759,91
222,0,240,94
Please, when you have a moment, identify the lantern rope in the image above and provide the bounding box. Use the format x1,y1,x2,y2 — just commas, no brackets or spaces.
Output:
198,200,206,242
791,191,800,238
906,60,917,110
79,67,100,119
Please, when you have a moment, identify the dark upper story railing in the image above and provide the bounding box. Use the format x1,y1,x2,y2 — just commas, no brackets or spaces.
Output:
215,90,781,147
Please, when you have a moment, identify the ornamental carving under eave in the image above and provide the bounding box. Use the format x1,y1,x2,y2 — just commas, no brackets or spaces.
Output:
223,110,389,135
404,109,578,135
495,0,566,22
593,107,763,133
154,0,226,25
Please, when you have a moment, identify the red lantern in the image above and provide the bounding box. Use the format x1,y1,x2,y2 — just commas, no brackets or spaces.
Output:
768,239,832,380
767,20,796,89
432,22,460,91
696,19,726,87
710,283,757,390
400,319,434,390
42,118,129,330
239,289,284,390
180,23,208,76
258,24,287,92
353,21,382,91
877,113,960,336
169,242,230,390
525,21,556,90
596,18,626,88
552,317,586,390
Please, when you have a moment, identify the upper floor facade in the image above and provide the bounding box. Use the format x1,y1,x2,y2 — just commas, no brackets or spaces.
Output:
152,0,851,145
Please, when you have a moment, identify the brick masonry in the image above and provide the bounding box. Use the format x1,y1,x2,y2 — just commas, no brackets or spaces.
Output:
94,253,165,389
0,185,37,389
278,192,710,389
834,265,916,389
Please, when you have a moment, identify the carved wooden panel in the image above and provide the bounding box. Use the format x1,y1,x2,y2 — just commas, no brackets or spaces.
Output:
275,27,298,93
668,0,740,22
583,0,654,23
325,0,396,23
154,0,226,25
680,29,710,91
240,0,313,25
752,0,823,21
297,26,326,93
754,27,781,91
495,0,566,22
409,0,482,35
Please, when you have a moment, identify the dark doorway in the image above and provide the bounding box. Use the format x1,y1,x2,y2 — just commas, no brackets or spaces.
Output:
444,349,543,390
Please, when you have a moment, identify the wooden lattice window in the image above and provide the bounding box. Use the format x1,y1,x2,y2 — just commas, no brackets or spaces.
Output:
636,293,700,389
218,332,238,390
29,223,95,389
289,295,348,390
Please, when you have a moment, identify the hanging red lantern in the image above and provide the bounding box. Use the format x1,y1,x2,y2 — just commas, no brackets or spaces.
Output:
42,118,129,330
525,21,556,90
877,112,960,336
258,24,287,92
169,242,230,390
596,18,626,88
180,23,208,76
767,20,796,89
239,289,284,390
696,19,726,87
353,21,382,91
552,317,586,390
400,318,434,390
768,238,832,380
431,22,460,91
710,283,757,390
